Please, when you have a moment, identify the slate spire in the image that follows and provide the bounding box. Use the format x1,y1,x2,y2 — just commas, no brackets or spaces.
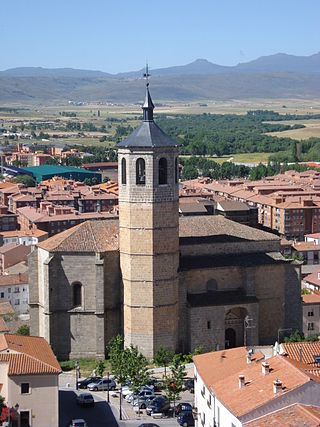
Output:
142,64,154,122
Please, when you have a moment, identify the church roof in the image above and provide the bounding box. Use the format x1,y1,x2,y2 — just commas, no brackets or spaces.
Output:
38,219,119,253
117,120,178,148
117,86,178,148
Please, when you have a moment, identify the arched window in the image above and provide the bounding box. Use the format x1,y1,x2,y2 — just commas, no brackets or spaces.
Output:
159,158,167,185
136,158,146,185
175,158,178,183
71,282,82,307
121,158,126,185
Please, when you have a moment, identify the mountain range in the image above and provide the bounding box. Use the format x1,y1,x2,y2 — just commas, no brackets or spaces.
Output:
0,52,319,104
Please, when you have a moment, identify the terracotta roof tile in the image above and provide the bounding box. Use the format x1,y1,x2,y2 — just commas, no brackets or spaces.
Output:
282,342,320,367
38,219,119,253
0,273,28,287
302,294,320,304
244,403,320,426
0,333,61,375
0,318,9,332
0,301,14,315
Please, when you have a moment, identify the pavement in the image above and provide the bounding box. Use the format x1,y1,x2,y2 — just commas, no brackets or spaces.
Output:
59,371,194,427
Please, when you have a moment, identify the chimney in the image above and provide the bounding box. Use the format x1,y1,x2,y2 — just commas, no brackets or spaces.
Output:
238,374,245,389
273,379,282,394
247,353,252,364
262,362,270,375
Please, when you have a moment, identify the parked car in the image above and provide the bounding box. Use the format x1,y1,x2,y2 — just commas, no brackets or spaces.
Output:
175,402,193,415
132,394,155,409
67,419,88,427
87,378,116,391
126,386,154,402
146,396,171,416
184,379,194,393
177,411,195,426
77,376,102,389
138,424,160,427
76,393,95,407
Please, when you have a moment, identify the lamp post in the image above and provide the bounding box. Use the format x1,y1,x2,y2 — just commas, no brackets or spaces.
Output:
75,360,80,390
107,371,110,403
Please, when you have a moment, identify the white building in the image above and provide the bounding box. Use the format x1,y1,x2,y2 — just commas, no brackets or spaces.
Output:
0,273,29,314
193,347,320,427
0,229,48,247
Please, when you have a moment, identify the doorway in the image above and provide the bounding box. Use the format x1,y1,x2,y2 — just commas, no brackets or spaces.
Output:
225,328,236,348
20,411,30,427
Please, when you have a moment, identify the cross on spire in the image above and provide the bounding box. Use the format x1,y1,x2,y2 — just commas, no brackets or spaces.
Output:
143,63,150,87
142,63,154,122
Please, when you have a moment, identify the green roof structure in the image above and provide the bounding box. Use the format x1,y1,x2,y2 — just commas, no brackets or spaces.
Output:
21,165,101,184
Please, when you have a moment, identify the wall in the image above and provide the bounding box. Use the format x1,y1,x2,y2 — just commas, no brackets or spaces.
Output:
302,303,320,336
8,374,59,427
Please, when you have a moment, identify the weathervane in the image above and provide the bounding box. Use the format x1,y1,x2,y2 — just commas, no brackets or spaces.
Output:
143,63,150,87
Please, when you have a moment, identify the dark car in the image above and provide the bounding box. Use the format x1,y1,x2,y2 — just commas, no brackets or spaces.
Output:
76,393,95,407
175,402,193,415
67,419,88,427
77,376,102,389
146,396,170,416
138,424,160,427
184,379,194,393
177,411,195,426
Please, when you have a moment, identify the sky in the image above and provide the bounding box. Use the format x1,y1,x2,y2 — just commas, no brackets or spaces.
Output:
1,0,319,74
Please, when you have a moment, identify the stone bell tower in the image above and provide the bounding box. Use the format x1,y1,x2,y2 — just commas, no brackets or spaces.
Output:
118,80,179,358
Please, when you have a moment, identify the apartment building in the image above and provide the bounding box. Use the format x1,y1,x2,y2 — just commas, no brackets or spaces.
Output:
182,170,320,241
302,293,320,337
0,334,61,427
0,273,29,314
0,229,48,246
193,347,320,427
17,201,117,236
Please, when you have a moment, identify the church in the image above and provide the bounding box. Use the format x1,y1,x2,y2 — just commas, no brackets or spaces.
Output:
29,85,302,359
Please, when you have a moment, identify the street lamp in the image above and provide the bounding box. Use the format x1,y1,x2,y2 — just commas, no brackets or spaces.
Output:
106,371,110,403
75,360,80,390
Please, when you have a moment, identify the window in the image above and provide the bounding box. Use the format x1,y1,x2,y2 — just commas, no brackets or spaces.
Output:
0,292,3,298
175,157,178,183
71,282,82,308
308,322,314,331
21,383,30,394
121,158,127,185
158,158,167,185
15,299,20,305
308,310,314,317
136,158,146,185
207,321,211,329
8,288,11,293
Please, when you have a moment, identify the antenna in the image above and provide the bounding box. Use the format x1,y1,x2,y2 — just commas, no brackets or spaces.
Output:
143,63,150,87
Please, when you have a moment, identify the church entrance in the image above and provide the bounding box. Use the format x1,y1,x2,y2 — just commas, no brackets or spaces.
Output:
225,307,248,348
225,328,236,348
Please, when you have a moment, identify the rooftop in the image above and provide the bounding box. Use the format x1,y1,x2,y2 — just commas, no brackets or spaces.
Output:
0,273,28,287
38,219,119,253
302,293,320,304
243,403,320,427
282,341,320,368
0,301,14,315
0,333,61,376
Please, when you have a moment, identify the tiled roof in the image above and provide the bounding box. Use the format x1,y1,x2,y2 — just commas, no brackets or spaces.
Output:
303,271,320,288
293,241,320,252
217,200,250,211
0,273,28,287
302,293,320,304
0,318,9,332
0,333,61,375
244,403,320,426
38,219,119,253
179,215,279,241
0,301,14,315
282,342,320,367
194,351,312,418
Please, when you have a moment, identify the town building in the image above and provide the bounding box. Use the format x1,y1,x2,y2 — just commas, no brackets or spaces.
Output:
302,293,320,337
0,205,18,231
20,165,102,184
18,202,117,236
82,161,118,182
29,87,302,359
0,273,29,314
193,347,320,427
0,333,61,427
0,244,31,275
0,229,48,247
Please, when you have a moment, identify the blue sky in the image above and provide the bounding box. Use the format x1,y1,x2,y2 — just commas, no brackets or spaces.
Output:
1,0,319,73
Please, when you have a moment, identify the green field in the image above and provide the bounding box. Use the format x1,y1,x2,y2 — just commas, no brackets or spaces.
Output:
181,152,274,164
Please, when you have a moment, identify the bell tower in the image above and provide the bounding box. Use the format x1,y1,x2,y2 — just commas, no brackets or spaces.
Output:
118,77,179,358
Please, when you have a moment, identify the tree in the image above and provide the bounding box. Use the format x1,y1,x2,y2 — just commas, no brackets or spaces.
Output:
96,360,105,377
126,346,149,413
284,330,304,343
108,335,128,420
16,324,30,336
103,176,110,183
12,174,36,187
164,354,186,416
153,346,174,377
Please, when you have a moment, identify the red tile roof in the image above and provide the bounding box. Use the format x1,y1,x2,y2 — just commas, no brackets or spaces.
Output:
0,334,61,375
302,293,320,304
244,403,320,426
0,273,28,287
0,318,9,332
282,341,320,368
0,301,14,315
